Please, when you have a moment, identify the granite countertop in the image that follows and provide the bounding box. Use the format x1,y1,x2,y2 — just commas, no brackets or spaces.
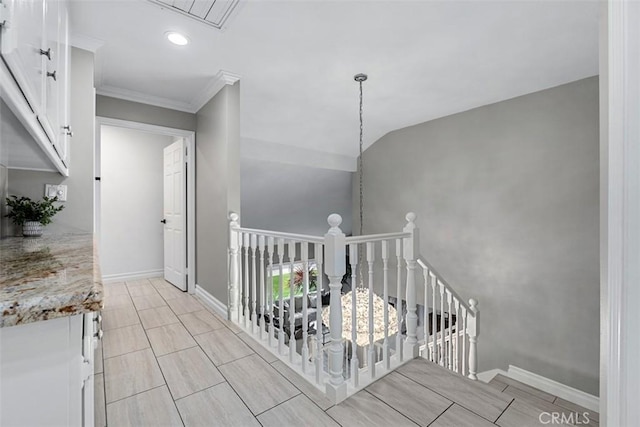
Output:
0,233,103,328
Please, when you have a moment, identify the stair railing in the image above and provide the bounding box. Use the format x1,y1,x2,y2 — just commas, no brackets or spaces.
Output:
228,211,478,404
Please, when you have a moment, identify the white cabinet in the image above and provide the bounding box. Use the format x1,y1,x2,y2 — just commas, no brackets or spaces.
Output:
0,0,71,173
0,313,100,426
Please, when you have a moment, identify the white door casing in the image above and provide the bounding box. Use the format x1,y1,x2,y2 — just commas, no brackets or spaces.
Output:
163,138,186,290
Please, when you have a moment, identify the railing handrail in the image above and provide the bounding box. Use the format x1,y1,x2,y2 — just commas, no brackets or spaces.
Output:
234,226,325,244
417,257,473,315
345,231,412,244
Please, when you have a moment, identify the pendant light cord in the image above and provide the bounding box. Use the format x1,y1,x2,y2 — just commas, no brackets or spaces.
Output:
357,78,365,289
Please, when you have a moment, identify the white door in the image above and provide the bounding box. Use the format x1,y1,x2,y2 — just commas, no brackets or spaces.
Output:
163,139,186,290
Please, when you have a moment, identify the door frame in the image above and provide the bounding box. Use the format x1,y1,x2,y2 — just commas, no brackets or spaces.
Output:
94,117,197,294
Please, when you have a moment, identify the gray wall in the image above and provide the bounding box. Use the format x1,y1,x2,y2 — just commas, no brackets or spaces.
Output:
6,48,95,235
196,83,241,302
96,95,197,131
358,77,599,395
241,158,353,236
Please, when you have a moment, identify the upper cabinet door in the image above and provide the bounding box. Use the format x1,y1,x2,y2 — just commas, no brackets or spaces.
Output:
0,0,46,114
41,0,60,147
55,2,70,164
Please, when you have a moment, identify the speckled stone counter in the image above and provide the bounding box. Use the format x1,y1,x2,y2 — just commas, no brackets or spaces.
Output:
0,234,103,327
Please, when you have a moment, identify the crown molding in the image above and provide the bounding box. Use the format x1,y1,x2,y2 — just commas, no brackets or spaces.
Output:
190,70,242,112
69,32,105,53
96,85,196,113
96,70,241,114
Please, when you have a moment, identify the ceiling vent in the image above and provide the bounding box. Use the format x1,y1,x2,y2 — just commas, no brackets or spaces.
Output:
148,0,241,30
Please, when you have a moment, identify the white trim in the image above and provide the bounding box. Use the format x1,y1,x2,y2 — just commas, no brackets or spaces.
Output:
96,85,195,113
102,269,163,284
69,32,105,53
476,368,507,383
7,166,58,173
194,285,228,319
95,117,197,295
96,70,240,114
505,365,599,413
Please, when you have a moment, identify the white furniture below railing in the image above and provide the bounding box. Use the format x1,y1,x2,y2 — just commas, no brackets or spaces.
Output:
228,211,479,403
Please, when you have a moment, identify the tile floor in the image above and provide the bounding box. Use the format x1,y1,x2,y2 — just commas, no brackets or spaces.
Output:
95,278,599,426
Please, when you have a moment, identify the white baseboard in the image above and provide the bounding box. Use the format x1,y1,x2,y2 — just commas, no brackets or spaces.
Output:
477,368,508,383
194,284,228,319
102,269,163,284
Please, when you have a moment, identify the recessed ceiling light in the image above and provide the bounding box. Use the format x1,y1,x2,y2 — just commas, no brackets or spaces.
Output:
166,31,189,46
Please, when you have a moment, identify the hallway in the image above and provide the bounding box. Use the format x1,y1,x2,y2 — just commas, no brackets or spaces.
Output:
97,278,598,426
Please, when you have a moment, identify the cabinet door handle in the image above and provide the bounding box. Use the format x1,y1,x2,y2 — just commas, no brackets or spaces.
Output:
39,48,52,60
63,125,73,137
47,70,57,81
161,219,167,224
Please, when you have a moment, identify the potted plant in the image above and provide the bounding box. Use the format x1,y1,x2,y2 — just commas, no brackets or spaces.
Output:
5,195,64,237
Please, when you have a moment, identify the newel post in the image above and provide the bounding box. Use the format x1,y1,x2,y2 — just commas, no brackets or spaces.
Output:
228,212,241,321
324,214,347,403
467,298,479,380
403,212,420,358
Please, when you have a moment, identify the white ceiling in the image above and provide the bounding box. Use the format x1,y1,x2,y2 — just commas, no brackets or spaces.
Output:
70,0,599,160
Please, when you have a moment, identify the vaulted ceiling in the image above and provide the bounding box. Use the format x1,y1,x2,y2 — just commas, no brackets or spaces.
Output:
70,0,599,160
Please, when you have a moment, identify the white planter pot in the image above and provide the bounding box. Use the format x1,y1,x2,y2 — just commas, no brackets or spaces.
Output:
22,221,43,237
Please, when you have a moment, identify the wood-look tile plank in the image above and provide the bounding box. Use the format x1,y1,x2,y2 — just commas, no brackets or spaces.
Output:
166,295,204,315
494,374,555,402
488,377,509,392
146,323,197,356
157,347,225,400
396,358,512,422
258,394,339,427
107,386,183,427
237,332,278,363
176,382,260,427
104,348,165,403
127,283,160,297
194,328,253,366
496,398,552,427
178,310,225,336
94,339,104,374
94,373,106,427
103,323,150,359
366,371,452,426
554,397,599,423
430,403,495,427
270,360,334,411
102,306,140,331
131,293,167,311
502,386,599,426
102,293,134,311
150,278,185,300
327,390,418,427
218,354,299,415
103,282,128,296
138,306,180,330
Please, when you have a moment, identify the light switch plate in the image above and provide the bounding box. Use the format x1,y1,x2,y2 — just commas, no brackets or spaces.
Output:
45,184,67,202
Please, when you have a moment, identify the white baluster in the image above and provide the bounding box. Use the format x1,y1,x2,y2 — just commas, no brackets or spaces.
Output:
315,243,324,385
301,243,309,373
324,214,347,403
439,281,445,366
403,213,419,358
251,234,258,334
454,299,460,373
277,238,285,354
366,241,375,378
430,272,437,364
395,239,403,362
467,299,479,380
267,237,275,347
422,266,428,359
243,233,250,328
258,236,266,339
461,306,467,376
228,213,240,322
349,243,359,387
447,290,452,371
287,240,297,362
382,240,390,371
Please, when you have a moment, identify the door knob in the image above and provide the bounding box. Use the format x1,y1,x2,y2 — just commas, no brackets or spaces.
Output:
160,219,167,224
